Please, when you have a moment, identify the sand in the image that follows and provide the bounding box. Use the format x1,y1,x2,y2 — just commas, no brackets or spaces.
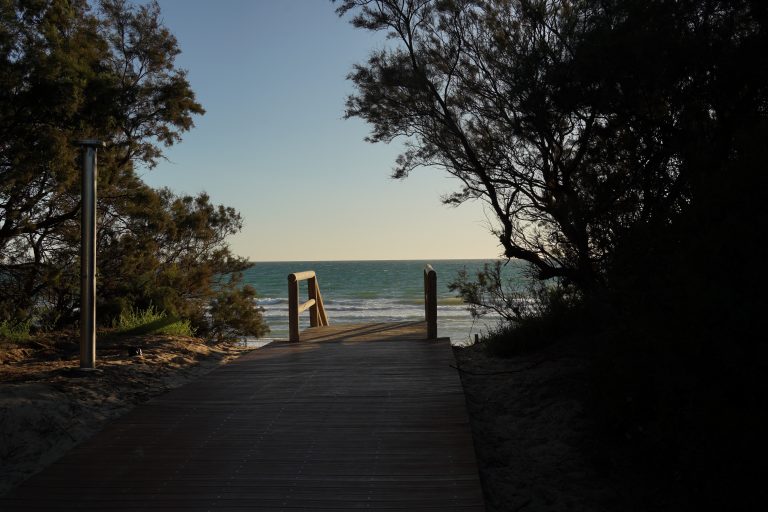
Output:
0,333,251,496
454,341,638,512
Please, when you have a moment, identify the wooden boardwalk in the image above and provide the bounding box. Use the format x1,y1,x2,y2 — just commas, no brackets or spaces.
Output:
1,322,484,511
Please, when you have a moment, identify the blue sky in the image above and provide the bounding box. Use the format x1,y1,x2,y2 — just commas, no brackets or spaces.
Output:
141,0,501,261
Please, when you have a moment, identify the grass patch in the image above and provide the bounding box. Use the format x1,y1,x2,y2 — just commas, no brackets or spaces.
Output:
113,306,194,337
0,319,32,343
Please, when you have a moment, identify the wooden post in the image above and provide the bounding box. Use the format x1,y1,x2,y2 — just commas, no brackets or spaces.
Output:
424,264,437,339
288,274,300,342
316,287,329,326
308,276,319,327
288,270,328,340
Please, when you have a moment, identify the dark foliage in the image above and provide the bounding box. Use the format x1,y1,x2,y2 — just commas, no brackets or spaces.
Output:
0,0,267,338
336,0,701,290
208,282,268,342
339,0,768,508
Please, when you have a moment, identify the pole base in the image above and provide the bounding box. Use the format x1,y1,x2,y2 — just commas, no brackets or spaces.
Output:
62,367,103,378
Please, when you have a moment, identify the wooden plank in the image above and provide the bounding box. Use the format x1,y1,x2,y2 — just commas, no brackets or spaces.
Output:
316,287,329,326
0,322,484,510
297,297,316,314
308,276,319,327
288,270,316,282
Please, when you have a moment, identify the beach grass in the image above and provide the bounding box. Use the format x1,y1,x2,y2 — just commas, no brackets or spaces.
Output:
113,306,194,337
0,320,31,343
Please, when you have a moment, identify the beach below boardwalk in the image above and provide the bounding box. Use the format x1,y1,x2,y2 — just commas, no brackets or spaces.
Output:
0,334,250,496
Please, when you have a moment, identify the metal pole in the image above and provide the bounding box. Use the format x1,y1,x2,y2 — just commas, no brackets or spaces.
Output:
76,140,104,369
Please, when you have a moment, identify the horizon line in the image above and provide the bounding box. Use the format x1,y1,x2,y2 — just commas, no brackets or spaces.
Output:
247,257,510,264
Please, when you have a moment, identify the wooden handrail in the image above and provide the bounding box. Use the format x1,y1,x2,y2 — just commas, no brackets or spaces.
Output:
289,267,435,341
424,264,437,339
288,270,329,342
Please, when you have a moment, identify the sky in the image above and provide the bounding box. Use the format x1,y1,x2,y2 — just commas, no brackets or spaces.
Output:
141,0,501,262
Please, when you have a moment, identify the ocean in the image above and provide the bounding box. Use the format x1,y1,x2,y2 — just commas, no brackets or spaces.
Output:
241,259,528,345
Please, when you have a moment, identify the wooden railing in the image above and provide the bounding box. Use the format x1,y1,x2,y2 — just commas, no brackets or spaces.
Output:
288,270,328,342
424,264,437,339
288,267,436,342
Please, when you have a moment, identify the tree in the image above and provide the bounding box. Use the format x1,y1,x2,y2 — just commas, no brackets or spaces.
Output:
1,0,101,317
97,0,204,168
1,0,202,320
338,2,768,508
336,0,768,294
94,188,268,338
336,0,616,290
0,0,267,339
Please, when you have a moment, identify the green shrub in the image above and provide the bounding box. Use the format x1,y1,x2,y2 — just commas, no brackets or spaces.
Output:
113,306,194,336
0,319,31,343
207,284,269,341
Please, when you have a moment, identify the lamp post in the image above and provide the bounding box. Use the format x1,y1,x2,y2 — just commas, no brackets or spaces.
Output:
76,140,104,369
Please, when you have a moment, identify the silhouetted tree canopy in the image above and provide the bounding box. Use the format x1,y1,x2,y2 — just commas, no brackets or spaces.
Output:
0,0,267,339
340,2,768,507
337,0,768,293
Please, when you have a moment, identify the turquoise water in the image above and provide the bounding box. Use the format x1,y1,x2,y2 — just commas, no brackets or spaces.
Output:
241,259,527,345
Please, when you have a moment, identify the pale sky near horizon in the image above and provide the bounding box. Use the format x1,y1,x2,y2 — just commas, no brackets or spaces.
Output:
141,0,502,262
